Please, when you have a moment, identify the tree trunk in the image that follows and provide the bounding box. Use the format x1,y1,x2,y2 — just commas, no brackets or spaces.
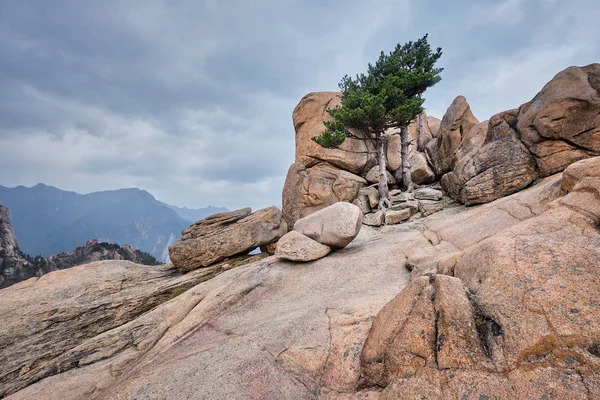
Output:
400,125,414,192
417,113,424,152
375,135,391,210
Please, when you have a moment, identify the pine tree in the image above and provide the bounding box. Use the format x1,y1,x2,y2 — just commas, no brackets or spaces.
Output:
312,34,443,209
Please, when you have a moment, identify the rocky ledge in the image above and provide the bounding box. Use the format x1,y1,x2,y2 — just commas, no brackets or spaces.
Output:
1,157,598,399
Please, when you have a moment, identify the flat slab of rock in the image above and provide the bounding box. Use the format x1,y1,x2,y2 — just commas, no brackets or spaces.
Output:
181,208,251,240
414,188,443,201
169,206,287,271
385,209,411,225
363,210,384,227
294,202,362,248
275,231,331,262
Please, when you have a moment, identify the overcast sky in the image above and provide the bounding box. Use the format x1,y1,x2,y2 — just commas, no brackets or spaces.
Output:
1,0,599,211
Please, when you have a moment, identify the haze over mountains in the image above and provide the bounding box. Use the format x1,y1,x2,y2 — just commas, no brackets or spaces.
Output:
0,184,227,262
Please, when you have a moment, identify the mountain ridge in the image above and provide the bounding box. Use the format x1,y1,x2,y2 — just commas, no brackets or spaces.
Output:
0,183,227,261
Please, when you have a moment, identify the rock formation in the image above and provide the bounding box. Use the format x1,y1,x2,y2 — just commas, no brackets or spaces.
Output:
282,93,442,228
443,64,600,205
2,64,600,400
168,206,287,271
0,205,35,288
3,157,598,399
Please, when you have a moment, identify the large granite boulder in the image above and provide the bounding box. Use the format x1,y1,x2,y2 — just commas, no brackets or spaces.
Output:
409,152,435,185
275,231,331,262
282,162,367,229
516,64,600,176
435,95,479,175
293,202,362,248
169,207,287,271
441,110,539,205
293,92,374,174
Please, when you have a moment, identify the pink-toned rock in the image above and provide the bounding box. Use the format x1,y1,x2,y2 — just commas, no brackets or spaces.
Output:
294,202,362,248
516,64,600,176
275,231,331,262
282,162,367,229
293,92,374,174
435,95,479,175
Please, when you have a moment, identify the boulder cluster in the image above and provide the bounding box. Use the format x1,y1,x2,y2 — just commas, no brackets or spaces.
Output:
275,202,362,261
282,91,447,229
282,64,600,225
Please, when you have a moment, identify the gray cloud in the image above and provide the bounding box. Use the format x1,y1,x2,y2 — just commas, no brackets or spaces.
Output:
1,0,599,210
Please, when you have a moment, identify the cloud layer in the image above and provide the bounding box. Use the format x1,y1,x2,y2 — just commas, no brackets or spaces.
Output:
1,0,599,210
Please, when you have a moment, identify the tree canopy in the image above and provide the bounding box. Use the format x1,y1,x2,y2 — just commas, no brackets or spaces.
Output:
313,34,443,148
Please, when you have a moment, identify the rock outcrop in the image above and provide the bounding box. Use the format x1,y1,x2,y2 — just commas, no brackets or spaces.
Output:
0,205,35,288
282,162,367,229
168,207,287,271
282,93,441,228
516,64,600,176
2,158,599,400
361,157,600,399
443,64,600,205
430,95,479,175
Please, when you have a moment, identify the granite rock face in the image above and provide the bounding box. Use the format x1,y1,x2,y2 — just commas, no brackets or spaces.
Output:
169,206,287,271
443,64,600,205
3,160,600,400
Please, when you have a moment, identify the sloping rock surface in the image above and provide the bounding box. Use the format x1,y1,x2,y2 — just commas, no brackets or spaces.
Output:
4,158,599,399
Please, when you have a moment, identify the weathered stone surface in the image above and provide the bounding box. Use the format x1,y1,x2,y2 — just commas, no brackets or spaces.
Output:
453,120,488,164
561,156,600,192
282,162,367,229
6,165,599,400
384,209,411,225
294,202,362,248
390,200,419,216
386,113,435,172
360,164,600,399
181,208,251,240
169,206,287,271
441,110,539,205
409,152,435,185
363,210,384,227
364,186,380,209
352,192,371,215
275,231,331,262
0,260,234,398
365,165,395,185
436,95,479,174
418,197,456,217
293,92,374,174
516,64,600,176
414,188,443,201
427,115,442,138
389,191,414,203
